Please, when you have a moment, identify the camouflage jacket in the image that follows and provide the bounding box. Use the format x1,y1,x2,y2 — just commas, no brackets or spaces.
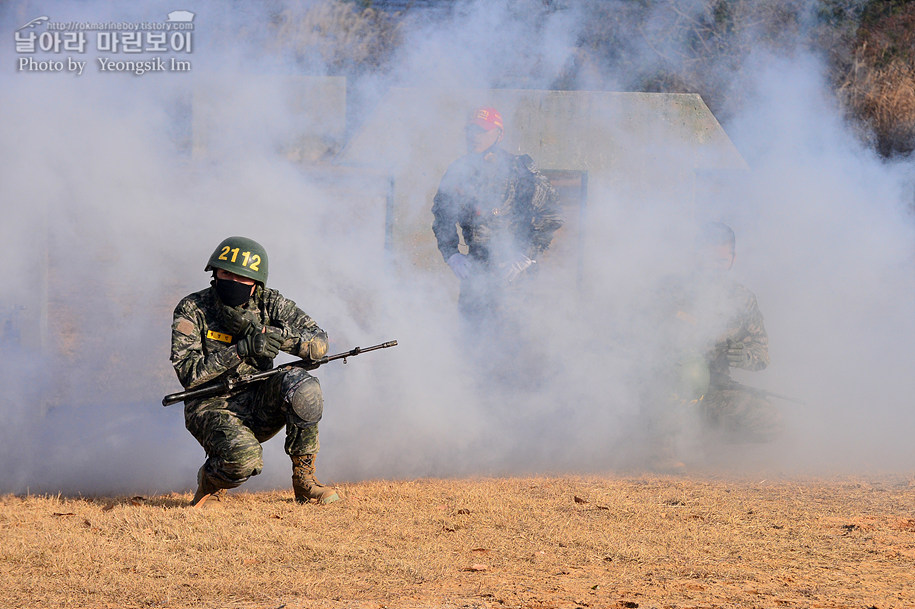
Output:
170,285,327,390
431,148,562,267
661,274,769,385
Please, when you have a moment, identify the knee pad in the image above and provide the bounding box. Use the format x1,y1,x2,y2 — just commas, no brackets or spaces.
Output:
289,376,324,425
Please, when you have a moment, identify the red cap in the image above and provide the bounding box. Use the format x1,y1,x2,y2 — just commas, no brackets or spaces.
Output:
468,106,503,131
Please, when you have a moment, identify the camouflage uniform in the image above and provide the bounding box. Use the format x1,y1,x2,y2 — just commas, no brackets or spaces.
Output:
432,148,562,327
171,285,327,490
662,274,779,443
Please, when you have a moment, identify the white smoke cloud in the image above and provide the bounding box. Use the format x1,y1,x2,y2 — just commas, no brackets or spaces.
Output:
716,53,915,472
1,0,913,496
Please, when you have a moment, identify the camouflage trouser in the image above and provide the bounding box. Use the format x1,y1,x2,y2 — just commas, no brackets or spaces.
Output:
698,386,782,443
185,368,322,490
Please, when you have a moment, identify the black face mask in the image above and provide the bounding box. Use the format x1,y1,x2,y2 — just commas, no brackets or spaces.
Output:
213,277,253,307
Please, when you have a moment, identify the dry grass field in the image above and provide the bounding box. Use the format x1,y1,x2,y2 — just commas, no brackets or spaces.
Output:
2,475,914,609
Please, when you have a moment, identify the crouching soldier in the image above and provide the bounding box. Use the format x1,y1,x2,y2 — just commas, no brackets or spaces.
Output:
170,236,340,507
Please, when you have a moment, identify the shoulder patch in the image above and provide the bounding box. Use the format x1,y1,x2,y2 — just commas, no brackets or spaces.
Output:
175,318,195,336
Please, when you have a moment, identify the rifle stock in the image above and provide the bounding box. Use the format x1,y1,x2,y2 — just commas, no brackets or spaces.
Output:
162,340,397,407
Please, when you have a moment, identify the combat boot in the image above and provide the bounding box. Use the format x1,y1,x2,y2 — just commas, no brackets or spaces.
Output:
291,454,340,504
191,466,225,508
647,439,686,475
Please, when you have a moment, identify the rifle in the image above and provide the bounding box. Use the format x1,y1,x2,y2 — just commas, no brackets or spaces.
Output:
719,378,806,405
162,340,398,407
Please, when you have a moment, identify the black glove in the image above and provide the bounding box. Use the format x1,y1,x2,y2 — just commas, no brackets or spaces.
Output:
726,341,751,368
221,306,258,337
237,330,282,360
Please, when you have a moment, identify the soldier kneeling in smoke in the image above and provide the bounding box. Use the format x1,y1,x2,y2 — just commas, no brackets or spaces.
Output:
648,222,781,471
170,236,339,507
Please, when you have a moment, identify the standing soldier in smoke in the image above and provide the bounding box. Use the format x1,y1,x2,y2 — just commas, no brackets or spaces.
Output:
170,236,340,507
650,222,779,470
431,106,562,352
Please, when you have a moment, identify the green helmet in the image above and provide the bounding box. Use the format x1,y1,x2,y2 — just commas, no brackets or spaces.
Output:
205,236,269,285
671,352,710,403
